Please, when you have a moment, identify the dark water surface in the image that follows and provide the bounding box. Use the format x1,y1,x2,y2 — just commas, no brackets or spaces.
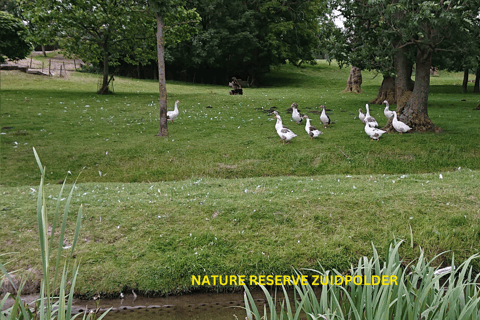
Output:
73,291,268,320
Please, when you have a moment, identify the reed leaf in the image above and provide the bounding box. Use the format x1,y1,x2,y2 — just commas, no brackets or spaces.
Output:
49,178,67,251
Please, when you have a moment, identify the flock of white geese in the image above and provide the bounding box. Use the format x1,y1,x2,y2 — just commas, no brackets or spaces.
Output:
272,100,412,144
166,99,412,144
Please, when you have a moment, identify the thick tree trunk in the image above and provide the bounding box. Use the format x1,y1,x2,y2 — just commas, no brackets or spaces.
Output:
41,45,46,57
383,48,437,133
474,66,479,93
369,76,396,105
399,49,437,132
394,47,414,103
99,47,110,94
462,68,469,93
381,47,414,131
156,13,168,137
342,66,362,93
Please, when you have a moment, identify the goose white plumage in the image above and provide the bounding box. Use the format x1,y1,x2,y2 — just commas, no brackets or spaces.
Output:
273,111,288,131
364,104,378,127
291,103,303,124
167,100,180,123
392,112,412,134
319,105,331,128
358,108,366,124
303,115,323,139
365,122,386,140
274,114,297,144
383,100,395,120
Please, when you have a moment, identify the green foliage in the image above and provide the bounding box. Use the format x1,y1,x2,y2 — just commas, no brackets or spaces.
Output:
165,0,326,84
0,149,110,319
333,0,480,74
244,241,480,319
0,11,31,63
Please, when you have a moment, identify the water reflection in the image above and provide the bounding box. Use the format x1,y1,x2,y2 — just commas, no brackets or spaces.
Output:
74,291,266,320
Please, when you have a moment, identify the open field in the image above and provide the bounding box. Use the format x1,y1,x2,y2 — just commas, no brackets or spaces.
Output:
1,61,480,296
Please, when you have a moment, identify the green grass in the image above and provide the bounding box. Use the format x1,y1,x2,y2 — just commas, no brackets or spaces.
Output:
1,170,479,296
1,61,480,296
1,61,479,186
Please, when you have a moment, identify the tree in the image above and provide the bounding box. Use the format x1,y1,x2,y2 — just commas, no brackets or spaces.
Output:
335,0,480,132
343,66,363,93
148,1,199,136
0,11,31,63
164,0,326,85
21,0,157,94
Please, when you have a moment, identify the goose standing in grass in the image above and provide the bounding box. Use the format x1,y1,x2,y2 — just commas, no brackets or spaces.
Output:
274,114,297,144
364,104,378,127
273,111,288,131
364,122,386,140
383,100,395,120
291,103,303,124
392,111,412,134
167,100,180,123
319,105,331,128
358,108,366,124
303,115,323,139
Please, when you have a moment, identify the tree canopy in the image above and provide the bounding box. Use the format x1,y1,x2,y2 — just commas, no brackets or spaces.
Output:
165,0,327,84
0,10,31,63
333,0,480,132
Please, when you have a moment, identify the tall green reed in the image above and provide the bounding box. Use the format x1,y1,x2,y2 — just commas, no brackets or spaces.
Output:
244,241,480,320
0,148,110,320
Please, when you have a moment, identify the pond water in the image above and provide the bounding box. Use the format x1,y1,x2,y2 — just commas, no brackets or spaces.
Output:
73,291,267,320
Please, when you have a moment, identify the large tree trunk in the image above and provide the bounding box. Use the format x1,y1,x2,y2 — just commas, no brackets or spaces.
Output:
474,66,479,93
381,47,414,130
342,66,362,93
98,44,110,94
156,13,168,137
398,49,437,132
462,68,469,93
370,76,396,105
394,47,414,102
41,45,46,57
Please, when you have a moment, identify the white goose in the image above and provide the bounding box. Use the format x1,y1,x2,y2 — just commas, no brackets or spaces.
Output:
291,103,303,124
273,111,288,131
392,112,412,134
364,104,378,127
383,100,395,120
303,115,323,139
167,100,180,123
365,122,386,141
358,108,366,124
319,105,331,128
274,115,297,144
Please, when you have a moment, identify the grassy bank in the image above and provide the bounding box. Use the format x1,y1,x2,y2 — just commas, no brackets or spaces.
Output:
1,61,480,296
1,170,479,296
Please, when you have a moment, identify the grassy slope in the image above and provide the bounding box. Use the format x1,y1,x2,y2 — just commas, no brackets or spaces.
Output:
1,62,480,296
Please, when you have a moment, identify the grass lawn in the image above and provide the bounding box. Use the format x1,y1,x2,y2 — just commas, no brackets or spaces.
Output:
1,61,480,296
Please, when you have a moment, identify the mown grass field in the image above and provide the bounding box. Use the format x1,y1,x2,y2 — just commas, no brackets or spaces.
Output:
1,61,480,296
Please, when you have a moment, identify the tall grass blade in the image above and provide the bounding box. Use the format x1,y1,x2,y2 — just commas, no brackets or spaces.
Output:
49,178,67,250
0,261,17,292
243,285,260,319
53,180,77,289
70,204,83,256
33,147,45,177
